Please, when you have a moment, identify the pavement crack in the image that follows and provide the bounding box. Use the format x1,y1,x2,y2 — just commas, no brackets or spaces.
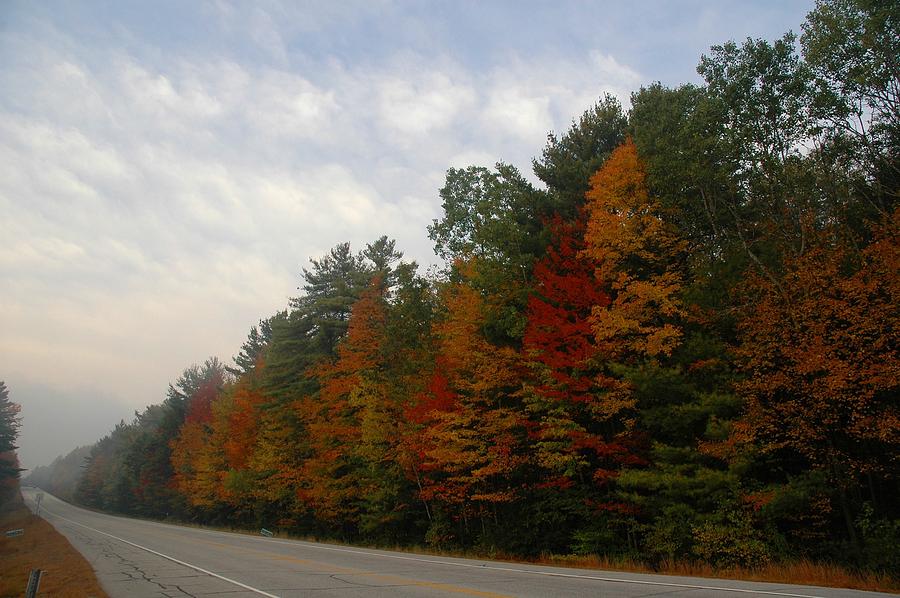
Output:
329,573,377,587
96,538,201,596
171,585,198,597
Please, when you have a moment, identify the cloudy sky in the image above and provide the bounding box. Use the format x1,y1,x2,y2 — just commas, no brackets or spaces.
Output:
1,0,815,470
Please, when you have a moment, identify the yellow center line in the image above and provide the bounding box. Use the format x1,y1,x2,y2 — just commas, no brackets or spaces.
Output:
189,536,511,598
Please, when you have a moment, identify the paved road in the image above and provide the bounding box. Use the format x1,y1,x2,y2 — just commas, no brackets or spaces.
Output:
22,488,887,598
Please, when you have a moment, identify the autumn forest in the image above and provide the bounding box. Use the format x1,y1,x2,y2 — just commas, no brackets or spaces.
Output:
27,0,899,576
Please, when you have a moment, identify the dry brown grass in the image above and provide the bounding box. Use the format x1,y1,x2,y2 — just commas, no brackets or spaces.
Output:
0,495,108,598
538,553,900,594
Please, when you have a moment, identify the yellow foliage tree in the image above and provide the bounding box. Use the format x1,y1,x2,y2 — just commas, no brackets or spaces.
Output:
583,137,687,360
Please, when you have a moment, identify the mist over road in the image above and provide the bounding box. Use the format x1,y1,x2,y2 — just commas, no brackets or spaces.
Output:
22,488,887,598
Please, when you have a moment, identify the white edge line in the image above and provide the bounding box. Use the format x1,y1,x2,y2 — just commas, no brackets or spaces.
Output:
38,505,280,598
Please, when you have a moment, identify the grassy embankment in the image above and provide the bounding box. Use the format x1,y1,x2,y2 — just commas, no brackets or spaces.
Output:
0,494,108,598
333,544,900,593
536,553,900,594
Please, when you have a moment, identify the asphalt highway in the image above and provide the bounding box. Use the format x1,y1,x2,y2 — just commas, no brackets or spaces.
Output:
22,487,889,598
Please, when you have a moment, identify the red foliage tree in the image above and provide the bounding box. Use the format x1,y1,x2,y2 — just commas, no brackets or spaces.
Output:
523,215,641,496
404,273,527,537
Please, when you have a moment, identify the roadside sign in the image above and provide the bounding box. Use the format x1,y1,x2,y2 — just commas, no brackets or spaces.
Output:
5,528,24,537
260,528,274,537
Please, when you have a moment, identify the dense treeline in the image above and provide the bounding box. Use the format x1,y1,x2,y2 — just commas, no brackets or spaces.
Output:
41,0,898,573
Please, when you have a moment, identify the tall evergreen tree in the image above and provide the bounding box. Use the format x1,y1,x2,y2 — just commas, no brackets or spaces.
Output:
533,95,628,218
0,381,22,499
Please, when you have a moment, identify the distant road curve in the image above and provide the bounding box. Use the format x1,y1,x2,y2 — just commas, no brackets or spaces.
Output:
22,487,889,598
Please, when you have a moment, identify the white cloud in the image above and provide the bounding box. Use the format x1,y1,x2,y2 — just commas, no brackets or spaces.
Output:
447,149,499,169
590,51,643,93
483,86,553,141
0,10,646,467
0,237,87,270
245,69,339,139
248,7,290,65
480,51,642,152
377,70,478,138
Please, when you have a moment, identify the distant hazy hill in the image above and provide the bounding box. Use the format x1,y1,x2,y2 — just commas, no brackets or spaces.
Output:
24,445,93,501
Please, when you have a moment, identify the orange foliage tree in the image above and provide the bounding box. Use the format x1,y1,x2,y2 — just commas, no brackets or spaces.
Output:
198,379,266,516
584,137,687,360
297,278,395,530
735,211,900,543
406,272,527,543
170,368,226,510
